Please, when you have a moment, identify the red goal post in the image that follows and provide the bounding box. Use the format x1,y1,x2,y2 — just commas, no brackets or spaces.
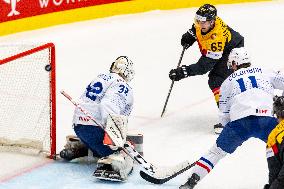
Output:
0,43,56,159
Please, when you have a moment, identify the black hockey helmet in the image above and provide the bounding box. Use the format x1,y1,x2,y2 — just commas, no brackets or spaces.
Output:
195,4,217,21
273,96,284,118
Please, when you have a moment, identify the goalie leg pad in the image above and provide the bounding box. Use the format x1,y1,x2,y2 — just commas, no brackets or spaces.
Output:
94,149,134,181
59,135,88,161
93,163,125,182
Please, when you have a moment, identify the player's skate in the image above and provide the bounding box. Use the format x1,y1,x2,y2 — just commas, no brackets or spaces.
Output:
93,148,134,182
59,135,88,161
179,173,200,189
214,123,224,134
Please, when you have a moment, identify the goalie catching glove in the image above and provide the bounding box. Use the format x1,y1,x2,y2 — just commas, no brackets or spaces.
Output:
169,65,190,81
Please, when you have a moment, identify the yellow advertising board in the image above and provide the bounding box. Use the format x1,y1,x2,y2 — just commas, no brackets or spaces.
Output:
0,0,270,36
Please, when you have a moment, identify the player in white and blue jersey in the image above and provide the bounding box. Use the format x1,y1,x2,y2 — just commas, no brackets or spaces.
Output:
60,56,135,181
180,47,284,189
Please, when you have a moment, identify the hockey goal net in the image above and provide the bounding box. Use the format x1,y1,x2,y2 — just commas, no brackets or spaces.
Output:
0,43,56,159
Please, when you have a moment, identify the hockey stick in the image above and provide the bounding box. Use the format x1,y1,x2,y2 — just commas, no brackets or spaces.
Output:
61,90,194,181
161,46,187,117
61,91,130,150
140,161,196,184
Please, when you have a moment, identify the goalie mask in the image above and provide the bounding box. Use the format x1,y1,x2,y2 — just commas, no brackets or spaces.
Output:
273,96,284,118
110,56,135,82
227,47,251,69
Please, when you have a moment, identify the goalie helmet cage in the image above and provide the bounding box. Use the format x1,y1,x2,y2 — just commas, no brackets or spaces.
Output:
0,43,56,159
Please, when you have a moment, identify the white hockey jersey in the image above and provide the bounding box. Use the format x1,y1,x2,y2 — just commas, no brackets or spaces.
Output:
72,72,133,127
219,67,284,126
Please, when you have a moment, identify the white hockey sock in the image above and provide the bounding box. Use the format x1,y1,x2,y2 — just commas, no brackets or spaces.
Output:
190,143,227,180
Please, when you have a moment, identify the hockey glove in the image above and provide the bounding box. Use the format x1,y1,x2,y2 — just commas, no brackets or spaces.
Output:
169,65,189,81
181,30,196,49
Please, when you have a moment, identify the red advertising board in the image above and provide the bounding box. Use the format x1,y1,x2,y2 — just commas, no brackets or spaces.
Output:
0,0,129,23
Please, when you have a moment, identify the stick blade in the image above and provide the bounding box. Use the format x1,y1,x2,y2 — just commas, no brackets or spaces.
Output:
140,161,195,184
139,171,170,184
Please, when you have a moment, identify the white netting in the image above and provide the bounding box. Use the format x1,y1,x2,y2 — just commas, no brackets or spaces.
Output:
0,44,54,157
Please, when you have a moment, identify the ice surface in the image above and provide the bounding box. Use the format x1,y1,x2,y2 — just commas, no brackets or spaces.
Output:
0,1,284,188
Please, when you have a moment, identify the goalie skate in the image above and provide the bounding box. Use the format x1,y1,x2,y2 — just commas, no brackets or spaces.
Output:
93,164,126,182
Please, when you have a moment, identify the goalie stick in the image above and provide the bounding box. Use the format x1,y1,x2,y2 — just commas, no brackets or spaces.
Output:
60,90,194,182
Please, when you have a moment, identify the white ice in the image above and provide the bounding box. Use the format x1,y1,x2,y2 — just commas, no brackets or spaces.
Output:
0,1,284,188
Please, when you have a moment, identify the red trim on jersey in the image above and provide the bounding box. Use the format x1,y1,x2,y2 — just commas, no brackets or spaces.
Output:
212,87,220,95
196,162,211,173
272,144,279,155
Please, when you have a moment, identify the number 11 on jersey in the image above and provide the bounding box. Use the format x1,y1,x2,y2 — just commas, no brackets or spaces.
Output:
236,76,258,92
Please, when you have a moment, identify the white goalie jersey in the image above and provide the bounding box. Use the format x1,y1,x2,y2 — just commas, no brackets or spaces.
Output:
72,72,133,127
219,67,284,126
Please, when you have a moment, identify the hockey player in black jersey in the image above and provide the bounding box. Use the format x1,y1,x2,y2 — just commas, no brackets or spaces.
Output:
264,95,284,189
169,4,244,134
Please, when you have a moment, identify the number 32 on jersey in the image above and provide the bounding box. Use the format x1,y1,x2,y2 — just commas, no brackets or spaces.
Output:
118,85,129,95
86,82,129,102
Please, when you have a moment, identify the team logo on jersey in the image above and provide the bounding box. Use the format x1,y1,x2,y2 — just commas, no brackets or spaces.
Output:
79,116,90,122
256,109,269,114
3,0,20,17
211,33,217,40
